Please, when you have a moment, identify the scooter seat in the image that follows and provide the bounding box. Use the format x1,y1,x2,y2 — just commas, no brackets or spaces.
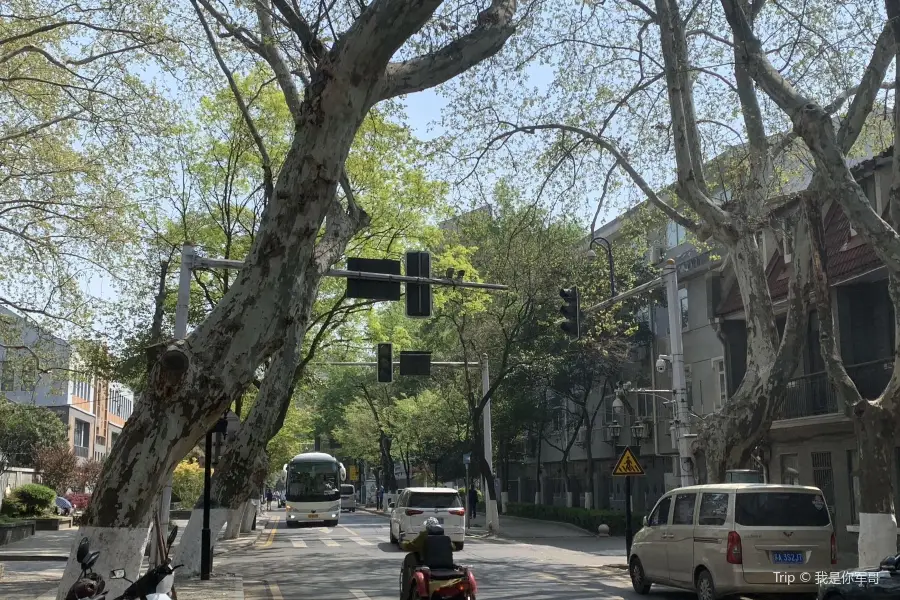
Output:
422,567,466,579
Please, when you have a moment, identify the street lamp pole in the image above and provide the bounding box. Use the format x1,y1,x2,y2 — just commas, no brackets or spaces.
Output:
589,236,616,297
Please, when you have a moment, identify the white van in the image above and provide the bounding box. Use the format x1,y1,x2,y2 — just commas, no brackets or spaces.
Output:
341,484,357,512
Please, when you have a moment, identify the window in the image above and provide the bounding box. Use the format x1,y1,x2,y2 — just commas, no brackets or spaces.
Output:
648,496,671,526
698,493,728,526
74,420,90,447
712,358,727,409
110,432,120,449
0,361,14,390
20,358,36,391
667,221,686,248
407,492,462,509
847,449,860,525
735,492,831,527
672,493,696,525
780,453,800,485
811,451,835,513
679,288,688,329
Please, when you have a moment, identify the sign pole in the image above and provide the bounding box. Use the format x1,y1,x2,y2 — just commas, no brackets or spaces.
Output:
625,475,633,558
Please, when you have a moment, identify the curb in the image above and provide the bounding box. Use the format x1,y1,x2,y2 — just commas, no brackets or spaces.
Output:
214,517,271,556
359,508,390,519
499,515,598,537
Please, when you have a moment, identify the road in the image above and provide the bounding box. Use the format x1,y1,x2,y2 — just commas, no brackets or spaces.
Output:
222,510,697,600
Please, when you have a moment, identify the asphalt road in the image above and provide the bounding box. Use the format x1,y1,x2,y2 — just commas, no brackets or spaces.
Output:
220,509,699,600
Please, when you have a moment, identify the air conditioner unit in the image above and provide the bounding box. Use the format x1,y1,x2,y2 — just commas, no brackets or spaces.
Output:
576,427,587,444
649,245,665,264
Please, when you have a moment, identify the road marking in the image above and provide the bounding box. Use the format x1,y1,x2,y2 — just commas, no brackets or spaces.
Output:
319,537,340,547
290,538,307,548
351,537,373,546
266,581,284,600
318,527,333,534
349,590,371,599
259,517,278,548
341,525,359,536
539,573,561,581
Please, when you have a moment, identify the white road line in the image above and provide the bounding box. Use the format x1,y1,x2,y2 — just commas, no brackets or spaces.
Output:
349,590,371,600
320,537,340,547
341,525,359,536
290,538,307,548
318,527,333,534
267,581,285,600
351,537,374,546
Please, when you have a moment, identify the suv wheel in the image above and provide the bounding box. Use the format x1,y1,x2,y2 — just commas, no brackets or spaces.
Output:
696,568,717,600
629,557,650,594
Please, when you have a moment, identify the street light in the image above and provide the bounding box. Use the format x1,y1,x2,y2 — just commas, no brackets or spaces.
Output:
606,421,622,445
587,236,616,297
201,410,240,581
631,421,648,443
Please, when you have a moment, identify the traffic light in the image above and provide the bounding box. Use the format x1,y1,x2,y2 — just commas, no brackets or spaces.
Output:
405,251,432,318
559,286,581,339
376,343,393,383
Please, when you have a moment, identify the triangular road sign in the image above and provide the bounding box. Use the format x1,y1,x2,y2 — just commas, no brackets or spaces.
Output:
612,446,645,476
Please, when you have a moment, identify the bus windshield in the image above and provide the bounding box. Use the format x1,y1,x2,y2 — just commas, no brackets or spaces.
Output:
286,462,340,502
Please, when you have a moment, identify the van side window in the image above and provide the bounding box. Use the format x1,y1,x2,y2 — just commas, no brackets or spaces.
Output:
698,492,728,526
672,493,696,525
649,496,672,526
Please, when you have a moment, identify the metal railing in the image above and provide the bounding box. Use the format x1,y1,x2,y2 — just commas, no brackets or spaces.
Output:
777,357,893,419
74,445,89,458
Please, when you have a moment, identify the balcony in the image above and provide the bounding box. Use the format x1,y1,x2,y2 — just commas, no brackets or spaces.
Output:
777,358,893,420
74,445,89,458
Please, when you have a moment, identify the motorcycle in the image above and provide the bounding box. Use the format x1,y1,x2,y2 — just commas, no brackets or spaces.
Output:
65,537,108,600
403,564,477,600
108,526,181,600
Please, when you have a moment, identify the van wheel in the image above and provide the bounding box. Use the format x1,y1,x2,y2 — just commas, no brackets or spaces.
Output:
695,568,717,600
390,527,398,544
454,542,464,551
629,557,651,594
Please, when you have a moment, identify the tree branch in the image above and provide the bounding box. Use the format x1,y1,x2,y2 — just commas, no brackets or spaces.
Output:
268,0,326,60
376,0,517,100
314,172,370,272
256,0,304,122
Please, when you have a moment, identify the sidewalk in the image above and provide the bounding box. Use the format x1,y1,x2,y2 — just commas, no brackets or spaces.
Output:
0,514,271,561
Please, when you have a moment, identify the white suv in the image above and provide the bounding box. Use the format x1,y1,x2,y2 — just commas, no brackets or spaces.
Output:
388,487,466,550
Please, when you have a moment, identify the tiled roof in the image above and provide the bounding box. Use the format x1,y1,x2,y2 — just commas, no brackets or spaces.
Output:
717,201,884,315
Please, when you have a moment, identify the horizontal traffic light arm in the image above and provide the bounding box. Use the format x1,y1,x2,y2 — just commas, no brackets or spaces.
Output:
328,269,508,291
189,255,509,291
581,275,665,314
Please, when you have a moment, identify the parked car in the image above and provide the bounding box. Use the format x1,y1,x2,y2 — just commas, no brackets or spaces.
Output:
629,483,835,600
340,484,357,512
389,487,466,550
817,554,900,599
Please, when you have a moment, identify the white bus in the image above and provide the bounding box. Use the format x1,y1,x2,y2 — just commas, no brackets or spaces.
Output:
284,452,347,528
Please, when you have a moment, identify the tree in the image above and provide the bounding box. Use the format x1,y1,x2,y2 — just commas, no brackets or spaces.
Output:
717,0,896,565
0,398,67,471
75,459,105,493
34,445,78,495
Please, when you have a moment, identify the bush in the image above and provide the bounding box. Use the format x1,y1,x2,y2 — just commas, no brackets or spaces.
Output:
506,502,645,537
0,496,24,517
172,461,204,508
13,483,57,516
66,492,91,510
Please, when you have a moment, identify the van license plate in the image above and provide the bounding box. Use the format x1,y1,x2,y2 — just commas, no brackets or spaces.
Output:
772,551,804,564
308,513,318,518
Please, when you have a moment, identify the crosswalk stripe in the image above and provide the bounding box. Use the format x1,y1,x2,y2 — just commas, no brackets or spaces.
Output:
350,590,371,599
318,527,333,534
341,525,359,536
320,537,340,547
267,581,285,600
291,538,307,548
351,537,373,546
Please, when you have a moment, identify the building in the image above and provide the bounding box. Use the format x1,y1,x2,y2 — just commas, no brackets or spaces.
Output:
0,308,135,463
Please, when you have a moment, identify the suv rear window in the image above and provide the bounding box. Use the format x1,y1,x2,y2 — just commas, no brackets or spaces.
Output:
735,492,830,527
340,485,354,495
408,492,462,508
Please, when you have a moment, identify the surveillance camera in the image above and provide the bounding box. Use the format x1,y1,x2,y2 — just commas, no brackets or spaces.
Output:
655,357,668,373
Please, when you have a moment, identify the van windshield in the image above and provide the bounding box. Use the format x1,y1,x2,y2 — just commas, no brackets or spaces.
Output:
340,485,354,495
735,492,831,527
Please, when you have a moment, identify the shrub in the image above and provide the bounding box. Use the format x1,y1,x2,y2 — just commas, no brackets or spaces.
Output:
34,445,78,494
0,496,24,517
172,461,204,507
457,487,484,503
505,502,645,537
13,483,57,516
66,492,91,510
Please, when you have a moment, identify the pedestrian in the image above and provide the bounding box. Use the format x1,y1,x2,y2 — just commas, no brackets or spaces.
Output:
377,485,384,510
468,487,477,519
265,489,273,511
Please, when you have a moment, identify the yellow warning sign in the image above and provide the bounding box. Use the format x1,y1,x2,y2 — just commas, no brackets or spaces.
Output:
612,446,645,476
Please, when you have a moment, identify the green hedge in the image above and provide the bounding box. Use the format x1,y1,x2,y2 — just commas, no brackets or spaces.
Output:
12,484,56,517
506,502,645,536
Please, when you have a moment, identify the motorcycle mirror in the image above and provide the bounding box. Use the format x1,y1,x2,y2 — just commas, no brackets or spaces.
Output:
109,569,126,579
166,526,178,549
76,537,90,563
